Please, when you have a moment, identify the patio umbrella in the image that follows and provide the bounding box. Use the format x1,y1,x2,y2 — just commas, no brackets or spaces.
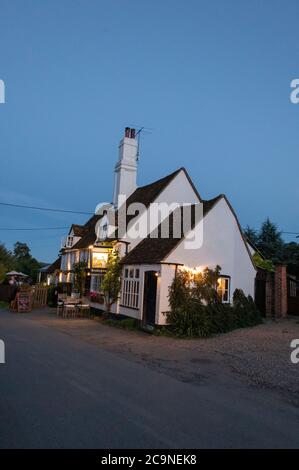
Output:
6,271,21,276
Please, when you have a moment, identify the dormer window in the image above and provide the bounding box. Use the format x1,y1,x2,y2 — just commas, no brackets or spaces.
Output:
66,236,74,247
99,223,108,240
97,215,109,241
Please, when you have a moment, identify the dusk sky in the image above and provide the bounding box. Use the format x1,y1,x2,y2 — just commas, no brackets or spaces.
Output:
0,0,298,262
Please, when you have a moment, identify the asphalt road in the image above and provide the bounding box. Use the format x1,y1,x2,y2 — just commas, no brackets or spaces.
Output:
0,309,298,449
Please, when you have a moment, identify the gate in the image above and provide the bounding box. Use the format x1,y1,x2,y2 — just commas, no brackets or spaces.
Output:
287,276,299,315
33,284,48,308
255,268,267,316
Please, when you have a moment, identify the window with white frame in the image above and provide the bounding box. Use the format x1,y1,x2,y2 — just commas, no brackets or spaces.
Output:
289,279,297,298
61,255,67,271
90,273,105,293
217,276,230,303
121,267,140,309
80,250,89,263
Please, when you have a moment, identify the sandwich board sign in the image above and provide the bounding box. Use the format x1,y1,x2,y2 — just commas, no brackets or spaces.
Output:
17,292,32,312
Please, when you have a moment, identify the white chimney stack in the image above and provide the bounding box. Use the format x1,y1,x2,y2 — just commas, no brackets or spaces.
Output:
113,127,138,207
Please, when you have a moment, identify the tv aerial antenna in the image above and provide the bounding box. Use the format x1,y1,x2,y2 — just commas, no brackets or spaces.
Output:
129,124,153,161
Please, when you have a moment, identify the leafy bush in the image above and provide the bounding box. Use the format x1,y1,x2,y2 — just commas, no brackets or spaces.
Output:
47,285,56,307
232,289,262,327
73,261,87,296
165,269,262,338
101,250,121,315
56,282,72,295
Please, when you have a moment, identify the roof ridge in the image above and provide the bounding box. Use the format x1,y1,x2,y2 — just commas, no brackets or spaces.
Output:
136,167,182,191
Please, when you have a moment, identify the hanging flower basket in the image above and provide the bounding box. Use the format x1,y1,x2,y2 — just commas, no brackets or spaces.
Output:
89,291,104,304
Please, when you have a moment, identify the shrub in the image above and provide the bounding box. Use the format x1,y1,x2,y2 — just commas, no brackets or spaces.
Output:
165,269,262,338
167,298,211,338
233,289,262,327
47,285,56,307
103,317,139,330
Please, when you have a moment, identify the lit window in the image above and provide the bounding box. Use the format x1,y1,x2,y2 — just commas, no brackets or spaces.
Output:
92,252,108,269
121,267,140,309
217,276,230,303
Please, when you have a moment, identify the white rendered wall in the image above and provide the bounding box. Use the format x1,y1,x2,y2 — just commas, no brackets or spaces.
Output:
123,169,201,252
164,197,256,302
118,264,160,321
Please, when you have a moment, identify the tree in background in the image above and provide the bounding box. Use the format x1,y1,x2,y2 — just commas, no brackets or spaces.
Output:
282,242,299,276
244,225,259,247
13,242,31,259
258,218,284,263
0,243,15,282
245,218,299,274
13,241,41,282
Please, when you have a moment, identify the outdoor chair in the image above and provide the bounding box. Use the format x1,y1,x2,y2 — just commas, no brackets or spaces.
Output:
63,304,77,318
56,293,67,316
76,303,90,318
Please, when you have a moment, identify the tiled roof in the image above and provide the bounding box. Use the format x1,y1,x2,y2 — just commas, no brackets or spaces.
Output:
46,257,61,273
69,224,86,237
71,168,187,250
71,215,102,250
120,196,222,265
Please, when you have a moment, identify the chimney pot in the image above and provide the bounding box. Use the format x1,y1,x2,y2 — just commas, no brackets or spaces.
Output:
125,127,130,138
130,128,136,139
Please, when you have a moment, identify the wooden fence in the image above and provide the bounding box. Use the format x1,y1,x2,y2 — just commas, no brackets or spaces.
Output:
32,284,48,308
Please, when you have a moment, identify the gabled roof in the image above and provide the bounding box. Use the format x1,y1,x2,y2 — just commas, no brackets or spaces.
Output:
46,257,61,273
125,168,195,208
120,196,221,265
69,224,86,237
70,168,194,250
70,215,102,250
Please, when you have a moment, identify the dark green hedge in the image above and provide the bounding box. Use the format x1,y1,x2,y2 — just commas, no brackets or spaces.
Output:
165,289,262,338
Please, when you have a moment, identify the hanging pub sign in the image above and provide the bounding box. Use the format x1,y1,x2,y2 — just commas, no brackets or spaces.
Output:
17,292,32,313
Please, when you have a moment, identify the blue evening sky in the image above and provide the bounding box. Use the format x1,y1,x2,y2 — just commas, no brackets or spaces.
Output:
0,0,298,262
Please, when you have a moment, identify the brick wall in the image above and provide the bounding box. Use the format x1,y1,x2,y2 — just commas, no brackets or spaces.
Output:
274,265,288,318
265,272,274,318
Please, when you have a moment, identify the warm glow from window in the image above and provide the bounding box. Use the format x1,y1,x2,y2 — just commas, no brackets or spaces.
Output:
217,277,230,303
182,266,205,275
92,252,108,268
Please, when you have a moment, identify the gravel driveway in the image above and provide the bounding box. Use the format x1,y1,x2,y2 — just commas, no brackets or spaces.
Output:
25,309,299,406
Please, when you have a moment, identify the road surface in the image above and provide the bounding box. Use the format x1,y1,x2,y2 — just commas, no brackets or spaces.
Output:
0,309,298,448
